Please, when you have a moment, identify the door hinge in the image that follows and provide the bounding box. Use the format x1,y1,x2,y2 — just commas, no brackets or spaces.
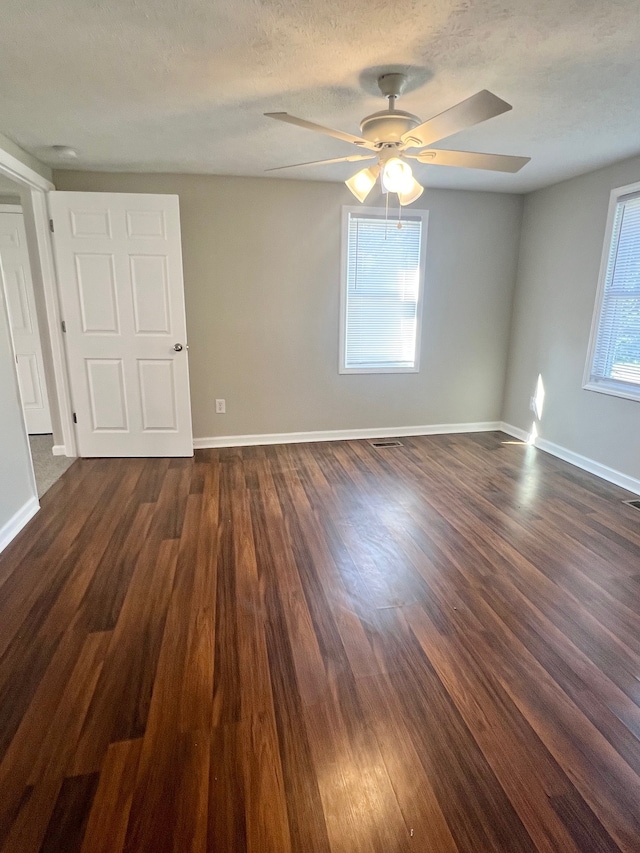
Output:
49,218,54,233
61,320,66,333
72,412,77,424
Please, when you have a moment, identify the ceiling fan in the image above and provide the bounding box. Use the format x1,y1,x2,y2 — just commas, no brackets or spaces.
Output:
264,73,530,205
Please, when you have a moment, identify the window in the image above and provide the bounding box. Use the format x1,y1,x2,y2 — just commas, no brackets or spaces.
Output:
339,206,427,374
585,183,640,401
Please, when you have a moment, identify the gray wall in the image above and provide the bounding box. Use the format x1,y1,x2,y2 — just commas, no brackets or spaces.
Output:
0,280,36,538
502,153,640,479
54,171,523,440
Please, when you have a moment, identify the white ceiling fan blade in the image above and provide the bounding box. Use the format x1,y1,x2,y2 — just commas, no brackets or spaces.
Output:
401,91,512,149
265,154,376,172
407,149,530,173
265,112,376,149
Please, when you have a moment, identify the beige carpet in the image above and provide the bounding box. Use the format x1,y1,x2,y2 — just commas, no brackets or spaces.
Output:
29,434,75,498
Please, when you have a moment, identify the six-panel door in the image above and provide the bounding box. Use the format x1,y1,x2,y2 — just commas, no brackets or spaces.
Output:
49,192,193,457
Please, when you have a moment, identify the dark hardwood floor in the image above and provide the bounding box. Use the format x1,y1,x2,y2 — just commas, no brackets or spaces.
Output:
1,432,640,852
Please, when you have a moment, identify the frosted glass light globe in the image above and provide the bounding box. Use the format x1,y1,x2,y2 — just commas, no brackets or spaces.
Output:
353,171,374,193
382,157,413,193
345,164,381,202
397,178,424,206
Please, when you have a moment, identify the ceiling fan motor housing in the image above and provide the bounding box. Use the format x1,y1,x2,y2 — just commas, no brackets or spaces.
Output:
359,110,421,146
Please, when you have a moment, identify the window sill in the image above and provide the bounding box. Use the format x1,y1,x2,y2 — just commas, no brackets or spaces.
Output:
583,380,640,403
339,366,420,375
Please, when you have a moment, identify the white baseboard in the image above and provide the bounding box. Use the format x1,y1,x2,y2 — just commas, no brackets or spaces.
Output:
499,422,531,443
0,496,39,554
193,421,502,450
500,422,640,496
52,444,67,456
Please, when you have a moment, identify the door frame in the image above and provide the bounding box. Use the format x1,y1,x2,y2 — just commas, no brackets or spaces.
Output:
0,145,77,456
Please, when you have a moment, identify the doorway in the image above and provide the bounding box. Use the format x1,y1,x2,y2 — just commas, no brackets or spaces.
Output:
0,175,74,497
0,142,193,539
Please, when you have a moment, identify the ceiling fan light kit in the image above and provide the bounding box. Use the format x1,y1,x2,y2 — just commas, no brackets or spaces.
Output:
265,71,530,207
345,164,381,203
397,178,424,207
381,157,414,193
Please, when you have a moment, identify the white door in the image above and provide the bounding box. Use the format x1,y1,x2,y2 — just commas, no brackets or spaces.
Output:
49,192,193,457
0,209,53,434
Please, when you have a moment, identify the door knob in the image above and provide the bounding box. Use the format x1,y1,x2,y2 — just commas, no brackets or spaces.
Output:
173,343,183,352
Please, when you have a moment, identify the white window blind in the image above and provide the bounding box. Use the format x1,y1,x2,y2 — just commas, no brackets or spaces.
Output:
587,190,640,399
341,210,425,373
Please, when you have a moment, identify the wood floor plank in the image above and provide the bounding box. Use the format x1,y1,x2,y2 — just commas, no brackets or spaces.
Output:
250,494,332,852
212,473,243,727
28,631,111,784
80,739,142,853
240,713,292,853
123,579,209,849
355,671,460,853
39,773,99,853
208,723,247,852
0,433,638,850
179,482,218,732
0,779,62,853
71,536,179,774
78,501,155,633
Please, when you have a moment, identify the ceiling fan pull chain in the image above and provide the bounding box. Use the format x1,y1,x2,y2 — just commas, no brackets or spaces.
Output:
385,192,389,240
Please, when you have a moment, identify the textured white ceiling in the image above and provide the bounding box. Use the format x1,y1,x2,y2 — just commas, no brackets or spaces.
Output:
1,0,639,192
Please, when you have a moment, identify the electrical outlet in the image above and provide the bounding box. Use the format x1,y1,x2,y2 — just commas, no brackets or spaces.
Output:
215,399,226,414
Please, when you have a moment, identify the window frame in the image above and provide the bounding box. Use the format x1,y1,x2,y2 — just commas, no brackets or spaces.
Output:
338,205,428,375
583,179,640,403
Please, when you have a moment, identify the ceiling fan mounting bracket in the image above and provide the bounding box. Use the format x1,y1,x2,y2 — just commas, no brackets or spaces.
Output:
377,73,408,101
